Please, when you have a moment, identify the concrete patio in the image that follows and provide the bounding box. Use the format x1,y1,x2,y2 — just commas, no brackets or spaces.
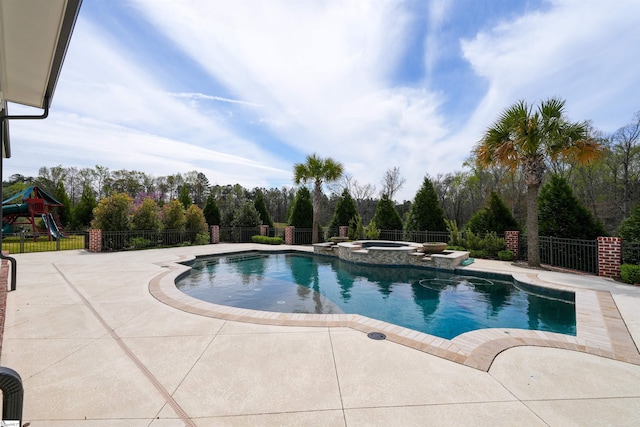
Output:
1,243,640,426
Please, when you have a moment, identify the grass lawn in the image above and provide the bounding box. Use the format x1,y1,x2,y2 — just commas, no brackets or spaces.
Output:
2,234,86,253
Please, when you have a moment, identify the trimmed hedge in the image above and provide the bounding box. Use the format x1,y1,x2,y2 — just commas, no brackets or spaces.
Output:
498,249,515,261
620,264,640,284
251,235,284,245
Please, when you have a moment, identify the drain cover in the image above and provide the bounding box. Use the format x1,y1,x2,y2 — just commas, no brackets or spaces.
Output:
367,332,386,340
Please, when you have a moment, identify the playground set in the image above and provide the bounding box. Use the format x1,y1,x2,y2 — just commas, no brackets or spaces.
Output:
2,186,65,240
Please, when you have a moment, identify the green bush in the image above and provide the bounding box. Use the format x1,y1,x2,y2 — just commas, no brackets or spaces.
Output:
195,233,210,245
469,249,487,259
251,235,284,245
445,219,464,247
91,192,132,231
132,198,161,231
498,249,515,261
364,220,381,239
620,264,640,284
185,204,208,234
465,231,505,259
162,200,186,230
618,205,640,241
130,237,153,249
348,215,364,240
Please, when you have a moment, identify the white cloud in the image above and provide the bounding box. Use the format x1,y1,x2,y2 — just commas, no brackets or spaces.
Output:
5,15,293,189
130,0,452,201
6,0,639,204
460,0,640,132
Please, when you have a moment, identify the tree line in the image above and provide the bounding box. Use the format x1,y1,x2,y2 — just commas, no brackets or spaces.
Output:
3,105,639,249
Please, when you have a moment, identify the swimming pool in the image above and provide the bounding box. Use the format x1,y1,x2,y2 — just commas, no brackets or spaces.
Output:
176,252,576,339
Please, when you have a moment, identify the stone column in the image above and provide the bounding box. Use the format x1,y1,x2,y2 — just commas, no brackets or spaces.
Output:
260,225,269,236
88,229,102,252
505,231,519,259
285,226,294,245
339,226,348,238
210,225,220,244
597,236,621,278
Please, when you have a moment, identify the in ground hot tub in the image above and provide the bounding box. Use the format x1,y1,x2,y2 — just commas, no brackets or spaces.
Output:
313,239,469,270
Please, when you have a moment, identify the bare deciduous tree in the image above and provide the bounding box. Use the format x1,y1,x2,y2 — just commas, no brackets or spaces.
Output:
380,166,405,201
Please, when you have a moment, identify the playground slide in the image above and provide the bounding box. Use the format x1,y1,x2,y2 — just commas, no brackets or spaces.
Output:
42,213,63,240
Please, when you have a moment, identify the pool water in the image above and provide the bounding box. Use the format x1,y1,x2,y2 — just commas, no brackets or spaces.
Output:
177,252,576,339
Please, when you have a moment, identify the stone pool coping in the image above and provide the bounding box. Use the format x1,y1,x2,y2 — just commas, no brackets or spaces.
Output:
149,251,640,372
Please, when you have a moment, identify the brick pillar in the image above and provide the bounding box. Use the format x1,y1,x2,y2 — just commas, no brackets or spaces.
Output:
210,225,220,244
505,231,519,259
260,225,269,236
285,226,294,245
597,236,621,278
88,229,102,252
339,226,348,238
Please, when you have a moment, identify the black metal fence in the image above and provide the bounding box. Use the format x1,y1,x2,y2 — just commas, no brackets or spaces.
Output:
219,227,260,243
519,235,598,274
1,231,88,253
293,228,313,244
101,229,207,251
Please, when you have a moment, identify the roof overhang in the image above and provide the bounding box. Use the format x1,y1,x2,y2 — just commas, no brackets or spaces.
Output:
0,0,82,157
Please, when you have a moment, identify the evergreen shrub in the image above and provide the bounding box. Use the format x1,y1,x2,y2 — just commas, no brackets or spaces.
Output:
620,264,640,284
498,250,515,261
539,175,605,239
252,235,284,245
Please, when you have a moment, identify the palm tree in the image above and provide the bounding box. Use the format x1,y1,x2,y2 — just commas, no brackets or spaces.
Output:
474,98,602,267
293,153,344,244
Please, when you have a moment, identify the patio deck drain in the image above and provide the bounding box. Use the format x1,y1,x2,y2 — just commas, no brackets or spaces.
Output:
367,332,387,340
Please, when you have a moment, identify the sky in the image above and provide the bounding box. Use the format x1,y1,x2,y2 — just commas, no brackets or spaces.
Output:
6,0,640,202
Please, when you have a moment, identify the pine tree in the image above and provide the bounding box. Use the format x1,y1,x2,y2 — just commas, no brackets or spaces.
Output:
203,193,221,226
232,201,261,227
329,189,359,231
72,185,97,229
466,192,519,235
538,175,605,239
288,187,313,228
405,176,447,232
178,185,192,209
253,190,274,227
53,181,72,227
372,194,403,230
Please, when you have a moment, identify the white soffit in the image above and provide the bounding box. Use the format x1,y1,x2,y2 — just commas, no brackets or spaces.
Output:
0,0,81,109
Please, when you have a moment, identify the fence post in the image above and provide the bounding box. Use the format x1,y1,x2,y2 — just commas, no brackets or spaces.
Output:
505,231,519,259
19,231,24,254
339,226,348,238
260,225,269,236
285,226,295,245
597,236,621,278
210,225,219,244
88,229,102,252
